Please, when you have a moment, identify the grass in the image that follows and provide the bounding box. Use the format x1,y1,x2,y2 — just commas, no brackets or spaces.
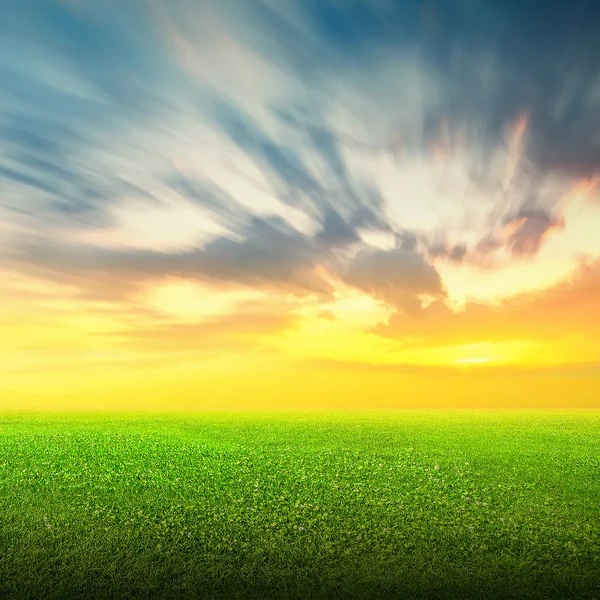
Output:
0,411,598,599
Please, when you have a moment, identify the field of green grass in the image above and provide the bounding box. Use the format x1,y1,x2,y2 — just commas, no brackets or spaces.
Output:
0,412,598,599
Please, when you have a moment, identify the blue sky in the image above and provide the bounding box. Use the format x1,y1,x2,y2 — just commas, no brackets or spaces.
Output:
3,1,600,281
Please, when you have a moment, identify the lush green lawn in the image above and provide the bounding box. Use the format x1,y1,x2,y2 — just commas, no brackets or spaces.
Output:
0,412,598,599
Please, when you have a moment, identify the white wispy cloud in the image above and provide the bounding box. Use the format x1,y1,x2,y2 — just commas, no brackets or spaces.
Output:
2,0,600,315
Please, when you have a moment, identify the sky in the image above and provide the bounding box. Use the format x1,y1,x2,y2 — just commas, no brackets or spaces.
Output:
2,0,600,410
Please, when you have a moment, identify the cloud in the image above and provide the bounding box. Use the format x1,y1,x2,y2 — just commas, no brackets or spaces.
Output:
0,0,180,228
3,0,600,320
474,235,503,258
374,259,600,347
315,208,361,249
166,173,249,225
16,215,333,297
504,209,565,256
428,240,468,263
17,205,447,312
343,235,445,312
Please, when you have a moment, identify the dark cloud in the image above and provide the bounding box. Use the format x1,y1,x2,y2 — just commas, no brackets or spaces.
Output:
505,209,565,256
420,0,600,180
475,235,503,257
428,240,468,263
191,216,328,292
315,208,361,249
208,97,322,211
16,199,447,312
394,231,420,253
17,214,333,297
343,240,445,312
166,173,249,225
449,244,467,262
0,164,60,197
272,106,386,220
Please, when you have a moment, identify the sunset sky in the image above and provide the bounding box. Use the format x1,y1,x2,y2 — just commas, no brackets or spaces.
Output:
2,0,600,409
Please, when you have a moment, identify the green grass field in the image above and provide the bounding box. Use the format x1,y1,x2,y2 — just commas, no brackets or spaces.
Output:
0,412,598,599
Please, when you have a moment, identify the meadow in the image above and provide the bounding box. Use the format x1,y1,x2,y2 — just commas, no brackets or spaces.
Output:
0,412,598,599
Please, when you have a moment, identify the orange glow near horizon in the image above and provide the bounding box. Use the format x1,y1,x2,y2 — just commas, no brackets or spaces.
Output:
3,256,600,410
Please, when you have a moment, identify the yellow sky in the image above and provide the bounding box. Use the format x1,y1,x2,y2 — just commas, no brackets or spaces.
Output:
3,253,600,410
